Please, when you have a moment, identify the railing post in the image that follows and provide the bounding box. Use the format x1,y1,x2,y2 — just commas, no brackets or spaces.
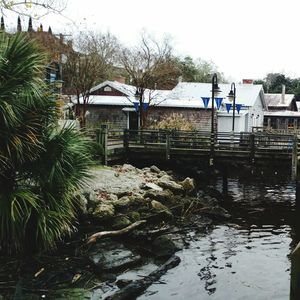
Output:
100,124,108,165
249,133,255,164
292,134,298,181
123,129,129,160
166,131,171,160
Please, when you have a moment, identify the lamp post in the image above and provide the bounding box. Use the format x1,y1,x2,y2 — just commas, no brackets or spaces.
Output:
210,73,221,166
134,88,142,129
211,73,221,134
227,83,236,132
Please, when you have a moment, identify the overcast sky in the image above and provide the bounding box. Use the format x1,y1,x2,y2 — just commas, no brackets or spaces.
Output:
6,0,300,82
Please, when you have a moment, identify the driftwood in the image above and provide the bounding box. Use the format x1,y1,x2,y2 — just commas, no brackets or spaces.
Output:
104,255,181,300
86,220,146,244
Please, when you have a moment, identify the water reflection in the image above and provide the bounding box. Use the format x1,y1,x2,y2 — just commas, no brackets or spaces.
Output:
139,172,296,300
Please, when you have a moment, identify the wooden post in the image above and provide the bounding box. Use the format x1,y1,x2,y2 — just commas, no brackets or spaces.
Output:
100,124,108,165
166,131,170,160
292,134,298,181
249,133,255,164
290,242,300,300
123,129,129,160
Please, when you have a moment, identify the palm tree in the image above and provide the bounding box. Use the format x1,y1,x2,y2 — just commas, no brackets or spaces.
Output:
0,33,92,254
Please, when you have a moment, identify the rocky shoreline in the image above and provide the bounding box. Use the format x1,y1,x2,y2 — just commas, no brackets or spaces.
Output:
77,164,231,299
0,164,232,300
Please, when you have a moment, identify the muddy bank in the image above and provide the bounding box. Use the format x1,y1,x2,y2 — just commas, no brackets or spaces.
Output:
0,164,231,300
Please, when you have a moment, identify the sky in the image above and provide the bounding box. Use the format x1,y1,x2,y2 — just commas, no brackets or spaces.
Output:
5,0,300,82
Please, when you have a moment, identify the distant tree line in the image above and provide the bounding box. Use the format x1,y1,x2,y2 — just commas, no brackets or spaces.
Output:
254,73,300,100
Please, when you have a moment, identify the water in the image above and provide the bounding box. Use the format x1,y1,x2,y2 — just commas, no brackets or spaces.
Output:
139,172,297,300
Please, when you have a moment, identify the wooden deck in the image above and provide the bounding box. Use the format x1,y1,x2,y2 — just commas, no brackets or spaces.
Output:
93,128,300,179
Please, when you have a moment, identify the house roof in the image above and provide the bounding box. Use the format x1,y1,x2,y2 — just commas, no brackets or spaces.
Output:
168,82,266,109
264,93,294,108
80,81,265,110
264,111,300,117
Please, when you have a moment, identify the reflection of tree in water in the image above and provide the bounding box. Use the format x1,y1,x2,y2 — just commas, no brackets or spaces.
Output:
197,227,241,296
198,254,217,295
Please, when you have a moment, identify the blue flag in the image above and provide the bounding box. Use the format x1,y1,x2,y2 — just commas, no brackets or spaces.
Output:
225,103,232,113
236,104,242,113
201,97,210,108
215,97,223,110
143,103,149,111
133,102,139,112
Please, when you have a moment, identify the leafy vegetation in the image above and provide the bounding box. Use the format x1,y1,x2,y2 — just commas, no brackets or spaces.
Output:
0,33,92,254
151,113,195,131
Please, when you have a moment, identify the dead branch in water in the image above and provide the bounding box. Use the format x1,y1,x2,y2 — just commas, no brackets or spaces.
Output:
86,220,147,244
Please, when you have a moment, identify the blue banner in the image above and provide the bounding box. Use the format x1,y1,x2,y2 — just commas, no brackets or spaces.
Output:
225,103,232,113
215,97,223,110
143,103,149,111
201,97,210,108
133,102,139,112
236,104,242,113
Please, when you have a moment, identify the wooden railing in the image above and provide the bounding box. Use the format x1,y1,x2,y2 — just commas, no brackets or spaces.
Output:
87,127,300,178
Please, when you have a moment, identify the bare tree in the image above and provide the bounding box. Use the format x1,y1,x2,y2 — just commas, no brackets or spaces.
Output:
0,0,67,17
63,31,120,127
119,32,180,128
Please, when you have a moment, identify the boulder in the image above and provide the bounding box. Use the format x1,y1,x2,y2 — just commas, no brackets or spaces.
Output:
151,200,172,217
90,241,141,271
180,177,195,193
152,235,178,258
127,211,141,222
112,216,132,230
92,203,115,221
144,189,174,203
113,196,131,209
150,165,161,173
142,182,163,191
122,164,137,172
157,177,184,194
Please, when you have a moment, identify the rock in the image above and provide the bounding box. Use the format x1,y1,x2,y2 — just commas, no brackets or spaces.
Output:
122,164,137,172
127,211,141,222
90,241,141,271
92,203,115,221
144,189,174,203
152,235,178,258
157,177,184,194
116,279,133,288
150,165,161,173
202,205,231,219
151,200,172,217
108,193,118,202
113,196,131,209
180,177,195,193
112,216,132,230
84,190,99,210
142,182,163,191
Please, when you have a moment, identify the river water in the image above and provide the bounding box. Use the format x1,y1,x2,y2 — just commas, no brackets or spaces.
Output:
138,170,297,300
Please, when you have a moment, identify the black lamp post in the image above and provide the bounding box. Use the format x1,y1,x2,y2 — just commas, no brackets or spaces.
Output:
227,83,236,132
211,73,221,134
210,73,221,166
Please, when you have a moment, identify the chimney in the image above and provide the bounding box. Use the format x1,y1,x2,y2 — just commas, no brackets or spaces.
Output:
113,75,126,84
281,84,286,104
1,16,5,31
242,79,253,84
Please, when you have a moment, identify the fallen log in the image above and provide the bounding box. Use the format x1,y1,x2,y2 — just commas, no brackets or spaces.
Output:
104,255,181,300
86,220,147,244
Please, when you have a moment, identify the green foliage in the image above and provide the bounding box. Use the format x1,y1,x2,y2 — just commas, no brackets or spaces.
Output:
255,73,300,100
176,56,225,83
0,33,92,254
151,113,195,131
